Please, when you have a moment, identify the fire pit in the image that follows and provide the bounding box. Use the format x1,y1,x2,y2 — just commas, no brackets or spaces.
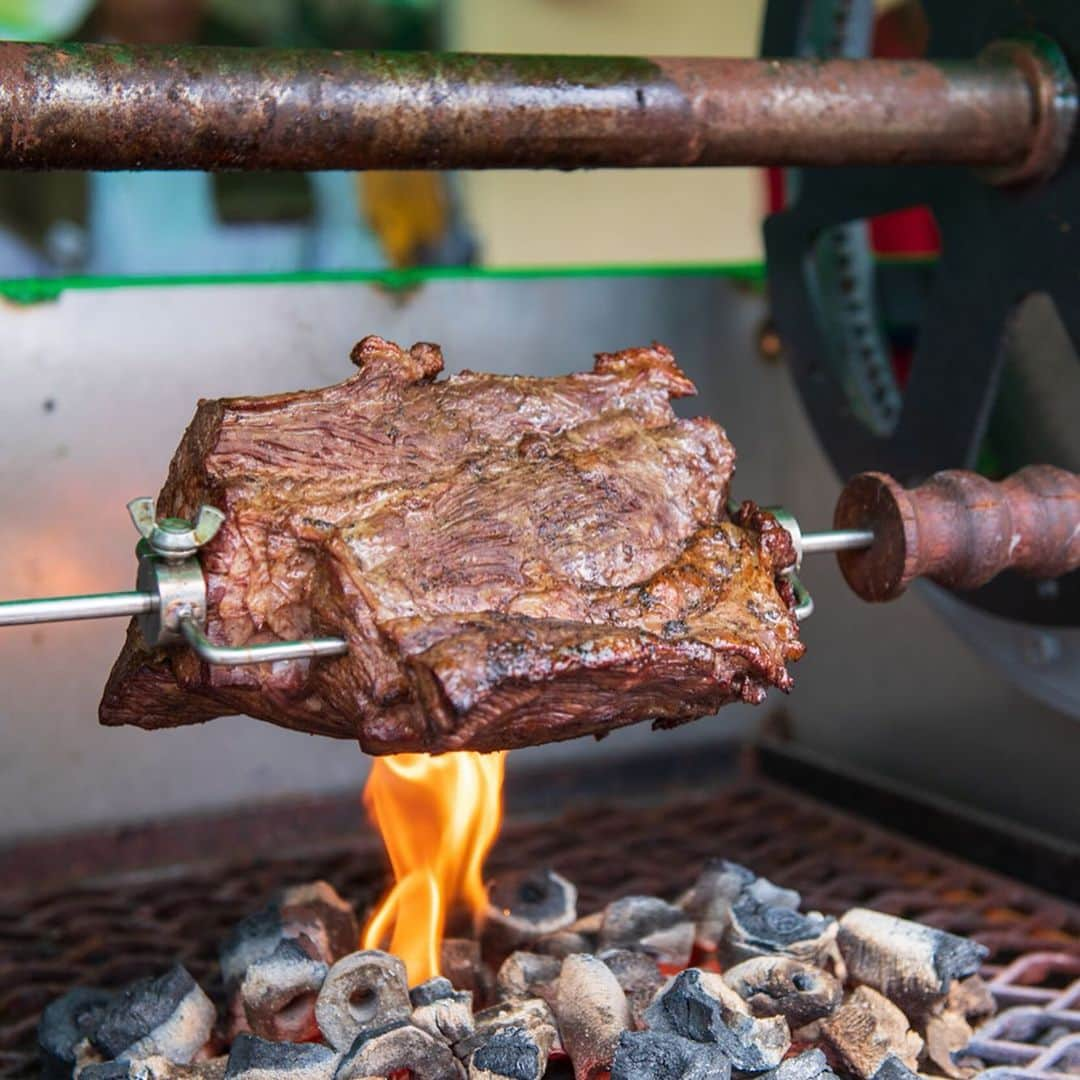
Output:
2,758,1076,1079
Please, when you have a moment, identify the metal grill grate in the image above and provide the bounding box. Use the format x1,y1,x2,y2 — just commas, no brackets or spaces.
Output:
1,780,1076,1078
971,954,1080,1077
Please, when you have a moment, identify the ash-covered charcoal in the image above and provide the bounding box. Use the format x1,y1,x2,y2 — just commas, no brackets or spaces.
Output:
722,896,840,972
744,875,802,911
100,339,804,754
91,965,215,1065
411,976,476,1045
644,968,790,1072
454,998,559,1063
278,882,359,962
337,1020,464,1080
468,1025,551,1080
722,956,842,1027
678,860,799,952
533,931,592,959
610,1029,732,1080
77,1066,130,1080
483,869,578,960
442,937,491,997
221,882,357,1039
313,949,411,1053
598,896,694,968
918,972,995,1077
411,975,459,1007
677,860,753,951
220,881,357,992
533,914,600,960
554,954,632,1079
921,1008,978,1079
224,1034,338,1080
870,1056,921,1080
945,974,996,1024
757,1048,837,1080
39,986,115,1079
598,949,665,1028
239,938,327,1042
221,906,284,994
837,908,989,1017
82,1056,227,1079
496,952,562,1005
819,986,924,1080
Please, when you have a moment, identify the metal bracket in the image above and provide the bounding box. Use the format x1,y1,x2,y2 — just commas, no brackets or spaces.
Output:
727,501,815,621
128,498,223,648
177,610,349,666
126,498,349,664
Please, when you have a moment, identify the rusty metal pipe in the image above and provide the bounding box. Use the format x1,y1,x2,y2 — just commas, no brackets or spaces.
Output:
0,43,1057,172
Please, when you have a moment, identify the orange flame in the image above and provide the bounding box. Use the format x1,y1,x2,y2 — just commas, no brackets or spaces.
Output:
361,751,506,984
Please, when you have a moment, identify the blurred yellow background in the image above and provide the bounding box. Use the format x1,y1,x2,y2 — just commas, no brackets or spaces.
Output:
450,1,767,267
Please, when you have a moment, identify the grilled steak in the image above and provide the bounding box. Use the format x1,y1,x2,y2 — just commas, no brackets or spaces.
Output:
99,337,804,753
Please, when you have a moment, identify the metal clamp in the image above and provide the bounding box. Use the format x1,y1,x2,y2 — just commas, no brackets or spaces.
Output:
129,498,223,648
770,509,814,621
727,502,815,622
127,497,349,664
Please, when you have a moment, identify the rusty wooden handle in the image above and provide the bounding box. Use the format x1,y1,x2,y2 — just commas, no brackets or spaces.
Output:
832,465,1080,602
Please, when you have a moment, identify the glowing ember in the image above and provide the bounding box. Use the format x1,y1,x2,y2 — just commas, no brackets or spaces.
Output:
361,751,506,985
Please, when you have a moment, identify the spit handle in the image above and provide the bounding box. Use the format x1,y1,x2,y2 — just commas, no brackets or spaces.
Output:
832,465,1080,602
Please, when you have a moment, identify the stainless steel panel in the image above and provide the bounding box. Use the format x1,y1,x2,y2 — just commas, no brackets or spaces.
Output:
0,276,1074,841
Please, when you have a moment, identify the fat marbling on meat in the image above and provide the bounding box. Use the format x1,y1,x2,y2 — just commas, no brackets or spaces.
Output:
99,337,804,753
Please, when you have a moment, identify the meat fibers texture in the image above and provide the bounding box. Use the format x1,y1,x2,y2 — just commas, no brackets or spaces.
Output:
99,338,804,753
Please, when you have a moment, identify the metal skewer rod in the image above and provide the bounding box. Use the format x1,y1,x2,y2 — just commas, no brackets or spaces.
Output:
800,528,875,556
0,590,158,627
0,42,1063,174
0,520,872,636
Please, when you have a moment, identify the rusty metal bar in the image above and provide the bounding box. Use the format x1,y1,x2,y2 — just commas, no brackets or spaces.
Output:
0,43,1050,172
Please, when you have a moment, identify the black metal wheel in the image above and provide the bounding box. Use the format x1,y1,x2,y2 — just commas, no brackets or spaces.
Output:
762,0,1080,629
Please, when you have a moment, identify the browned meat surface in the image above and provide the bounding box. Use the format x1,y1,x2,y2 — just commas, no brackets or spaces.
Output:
99,338,804,753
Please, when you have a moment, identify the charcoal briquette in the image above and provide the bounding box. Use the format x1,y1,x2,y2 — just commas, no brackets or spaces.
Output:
722,956,842,1027
870,1056,921,1080
81,1056,227,1079
337,1021,464,1079
454,998,558,1063
314,949,411,1053
758,1048,838,1079
610,1029,732,1080
483,869,578,962
91,965,215,1064
598,896,694,968
837,909,989,1017
598,948,664,1028
411,976,458,1007
645,968,790,1072
39,986,115,1079
469,1026,544,1080
240,938,327,1042
413,986,476,1045
224,1034,338,1080
554,954,631,1078
723,896,838,970
495,951,562,1005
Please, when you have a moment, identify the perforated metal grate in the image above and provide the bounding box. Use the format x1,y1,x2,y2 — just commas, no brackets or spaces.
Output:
970,953,1080,1077
1,780,1076,1078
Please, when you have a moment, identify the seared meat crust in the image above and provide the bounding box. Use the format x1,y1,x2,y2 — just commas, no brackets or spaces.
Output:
99,338,803,753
